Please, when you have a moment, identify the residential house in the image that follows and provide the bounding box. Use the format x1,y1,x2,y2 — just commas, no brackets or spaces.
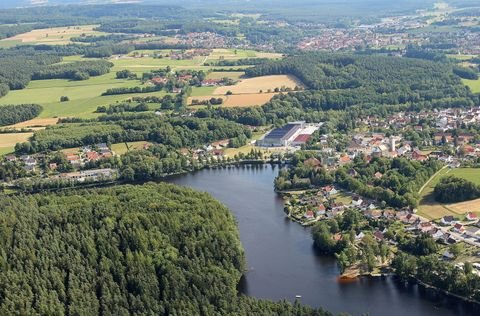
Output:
323,185,338,196
373,231,385,242
466,212,478,221
417,221,433,233
441,215,456,226
316,204,327,216
365,209,382,219
304,210,315,219
453,223,465,234
351,196,363,207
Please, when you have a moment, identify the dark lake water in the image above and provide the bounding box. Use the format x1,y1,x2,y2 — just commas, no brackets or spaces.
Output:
167,164,480,316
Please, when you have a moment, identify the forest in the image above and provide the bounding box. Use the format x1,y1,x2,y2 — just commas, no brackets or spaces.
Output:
0,183,332,315
0,104,42,127
245,53,473,110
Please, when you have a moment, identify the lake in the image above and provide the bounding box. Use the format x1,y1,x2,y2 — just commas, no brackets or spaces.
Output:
167,164,479,316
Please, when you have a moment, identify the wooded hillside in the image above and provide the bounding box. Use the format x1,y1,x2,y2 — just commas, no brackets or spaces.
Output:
0,183,332,315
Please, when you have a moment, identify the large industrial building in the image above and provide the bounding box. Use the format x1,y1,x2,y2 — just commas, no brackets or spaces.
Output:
258,121,306,147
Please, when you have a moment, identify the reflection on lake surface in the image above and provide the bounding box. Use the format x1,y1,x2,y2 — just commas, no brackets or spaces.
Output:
167,164,480,316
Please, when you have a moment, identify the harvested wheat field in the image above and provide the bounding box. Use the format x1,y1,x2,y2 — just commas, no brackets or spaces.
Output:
189,92,278,107
446,199,480,216
0,133,33,149
5,118,59,129
213,75,304,95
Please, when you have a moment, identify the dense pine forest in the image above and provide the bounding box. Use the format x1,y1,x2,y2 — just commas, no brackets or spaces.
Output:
0,183,332,316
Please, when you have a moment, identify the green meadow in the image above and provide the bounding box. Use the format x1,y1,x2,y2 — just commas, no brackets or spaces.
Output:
0,72,168,119
463,78,480,93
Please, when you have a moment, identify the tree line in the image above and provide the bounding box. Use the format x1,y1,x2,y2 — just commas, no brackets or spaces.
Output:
0,104,42,127
15,114,252,154
434,175,480,203
32,60,113,81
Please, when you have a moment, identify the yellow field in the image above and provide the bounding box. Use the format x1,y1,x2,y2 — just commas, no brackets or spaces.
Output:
5,118,59,129
446,199,480,216
213,75,304,95
0,133,33,149
0,25,105,46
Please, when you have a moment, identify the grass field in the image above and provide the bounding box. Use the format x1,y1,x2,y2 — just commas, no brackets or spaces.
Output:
447,54,477,61
463,78,480,93
111,141,150,155
418,168,480,219
190,87,217,97
207,49,281,61
0,71,169,119
0,147,14,156
0,25,106,46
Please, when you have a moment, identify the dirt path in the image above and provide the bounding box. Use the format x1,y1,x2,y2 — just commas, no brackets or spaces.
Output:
418,165,448,195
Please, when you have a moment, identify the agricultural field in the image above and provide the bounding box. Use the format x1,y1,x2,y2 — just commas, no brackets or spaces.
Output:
213,75,303,95
463,78,480,93
0,25,106,47
447,54,477,60
418,167,480,219
0,133,33,154
4,118,59,130
111,54,207,73
206,71,244,80
0,49,283,119
188,75,303,107
190,86,217,97
0,71,168,119
207,49,282,61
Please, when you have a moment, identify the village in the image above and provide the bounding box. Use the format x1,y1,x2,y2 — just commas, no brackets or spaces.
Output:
282,179,480,275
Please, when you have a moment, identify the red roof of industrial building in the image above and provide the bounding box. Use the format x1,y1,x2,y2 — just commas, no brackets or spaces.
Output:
294,134,311,143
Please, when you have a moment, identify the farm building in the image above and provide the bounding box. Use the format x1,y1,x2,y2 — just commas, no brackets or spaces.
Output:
258,122,305,147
